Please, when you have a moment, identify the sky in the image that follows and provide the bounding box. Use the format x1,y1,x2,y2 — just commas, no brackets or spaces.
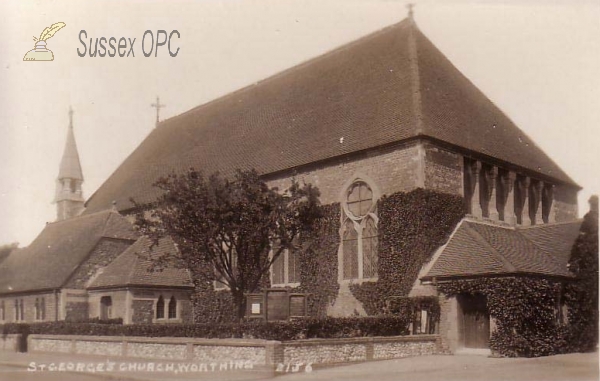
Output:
0,0,599,246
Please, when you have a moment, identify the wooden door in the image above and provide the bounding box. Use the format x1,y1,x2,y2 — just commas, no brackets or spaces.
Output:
460,294,490,349
100,296,112,320
266,290,289,321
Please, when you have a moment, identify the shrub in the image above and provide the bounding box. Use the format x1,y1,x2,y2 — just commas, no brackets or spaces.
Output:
0,315,410,345
351,189,464,314
564,202,598,352
68,317,123,324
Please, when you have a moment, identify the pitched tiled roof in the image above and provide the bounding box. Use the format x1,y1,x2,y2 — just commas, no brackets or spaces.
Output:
89,236,193,289
423,219,582,280
84,18,576,214
519,222,583,268
0,211,137,294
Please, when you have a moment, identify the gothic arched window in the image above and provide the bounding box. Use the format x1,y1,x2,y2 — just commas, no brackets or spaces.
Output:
362,217,378,278
342,219,359,279
168,296,177,319
156,296,165,319
342,180,378,280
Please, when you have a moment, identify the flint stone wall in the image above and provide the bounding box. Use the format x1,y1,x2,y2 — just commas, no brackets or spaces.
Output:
27,334,440,366
283,335,439,364
0,334,21,351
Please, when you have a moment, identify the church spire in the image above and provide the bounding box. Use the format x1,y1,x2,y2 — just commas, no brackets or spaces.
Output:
55,106,85,221
58,106,83,181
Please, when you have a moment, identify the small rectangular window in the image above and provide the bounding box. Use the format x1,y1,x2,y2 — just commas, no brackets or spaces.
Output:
271,247,300,286
271,248,285,285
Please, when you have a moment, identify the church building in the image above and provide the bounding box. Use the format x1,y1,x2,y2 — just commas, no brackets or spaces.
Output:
0,15,583,353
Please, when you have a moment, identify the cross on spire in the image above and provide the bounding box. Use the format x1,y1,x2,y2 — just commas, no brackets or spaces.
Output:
407,3,415,19
151,96,166,126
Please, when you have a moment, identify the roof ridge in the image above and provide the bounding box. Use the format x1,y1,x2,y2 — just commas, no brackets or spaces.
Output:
412,26,577,187
408,18,424,135
464,223,517,273
462,217,516,230
100,210,114,236
517,228,569,273
125,238,143,284
45,209,111,226
516,219,584,230
420,218,466,279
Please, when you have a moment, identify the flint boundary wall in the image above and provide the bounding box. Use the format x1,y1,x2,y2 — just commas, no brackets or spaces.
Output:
24,334,440,366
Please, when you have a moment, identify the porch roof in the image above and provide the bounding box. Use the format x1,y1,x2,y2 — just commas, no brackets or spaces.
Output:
422,219,582,281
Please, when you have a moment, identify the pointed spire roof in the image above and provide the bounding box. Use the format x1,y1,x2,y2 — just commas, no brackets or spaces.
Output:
85,18,577,214
58,107,84,181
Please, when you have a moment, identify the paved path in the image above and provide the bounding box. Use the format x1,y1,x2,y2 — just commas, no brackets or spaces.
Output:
0,350,598,381
271,352,600,381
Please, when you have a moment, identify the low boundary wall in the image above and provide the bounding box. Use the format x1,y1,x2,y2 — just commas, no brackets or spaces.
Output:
0,334,21,352
27,334,440,366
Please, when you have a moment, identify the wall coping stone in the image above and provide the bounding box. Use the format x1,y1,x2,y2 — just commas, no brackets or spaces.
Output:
282,334,439,346
0,334,22,352
28,334,278,347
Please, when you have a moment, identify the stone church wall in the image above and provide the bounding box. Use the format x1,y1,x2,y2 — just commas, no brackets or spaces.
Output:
88,290,128,321
266,142,422,204
554,184,579,222
0,292,58,323
62,289,88,321
423,143,463,196
132,299,154,324
130,289,193,324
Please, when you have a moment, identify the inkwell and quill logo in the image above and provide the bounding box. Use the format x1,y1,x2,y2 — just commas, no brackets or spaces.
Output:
23,22,66,61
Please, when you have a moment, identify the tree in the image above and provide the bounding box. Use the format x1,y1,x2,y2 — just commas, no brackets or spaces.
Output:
0,242,18,263
564,195,598,351
132,169,322,320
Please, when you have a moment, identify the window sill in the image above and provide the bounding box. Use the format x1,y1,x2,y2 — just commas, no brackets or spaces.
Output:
340,277,379,285
152,318,182,324
270,282,300,288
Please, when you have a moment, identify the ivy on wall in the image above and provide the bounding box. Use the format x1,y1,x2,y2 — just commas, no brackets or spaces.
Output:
350,189,465,314
192,189,463,321
191,281,235,323
437,277,567,357
297,203,340,317
435,203,598,357
191,203,340,322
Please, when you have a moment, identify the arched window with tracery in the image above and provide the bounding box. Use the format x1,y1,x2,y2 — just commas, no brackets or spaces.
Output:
342,180,379,280
168,296,177,319
156,296,165,319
